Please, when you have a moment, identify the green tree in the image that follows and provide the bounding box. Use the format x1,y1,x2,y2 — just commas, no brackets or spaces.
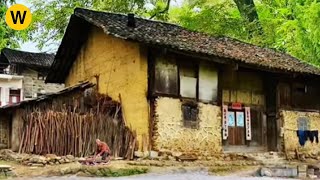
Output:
28,0,171,50
0,0,28,49
172,0,320,66
27,0,320,66
233,0,262,35
28,0,92,50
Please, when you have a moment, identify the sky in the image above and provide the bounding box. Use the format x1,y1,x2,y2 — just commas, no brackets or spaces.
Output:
16,0,41,52
16,0,184,53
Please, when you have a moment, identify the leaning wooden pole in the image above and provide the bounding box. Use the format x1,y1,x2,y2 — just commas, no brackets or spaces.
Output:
18,91,137,159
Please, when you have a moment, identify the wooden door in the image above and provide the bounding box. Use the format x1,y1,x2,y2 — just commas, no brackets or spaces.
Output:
228,110,245,145
250,109,264,146
267,115,277,151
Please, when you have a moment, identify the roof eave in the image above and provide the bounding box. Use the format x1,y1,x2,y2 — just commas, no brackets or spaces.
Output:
46,14,91,83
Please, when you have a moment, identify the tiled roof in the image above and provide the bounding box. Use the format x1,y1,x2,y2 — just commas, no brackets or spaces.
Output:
0,81,93,110
46,8,320,83
0,48,55,68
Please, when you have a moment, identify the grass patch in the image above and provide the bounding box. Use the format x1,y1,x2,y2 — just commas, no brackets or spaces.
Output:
100,168,148,177
82,166,148,177
209,166,253,175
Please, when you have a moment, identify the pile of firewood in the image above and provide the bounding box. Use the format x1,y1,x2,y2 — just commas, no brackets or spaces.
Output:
18,91,137,159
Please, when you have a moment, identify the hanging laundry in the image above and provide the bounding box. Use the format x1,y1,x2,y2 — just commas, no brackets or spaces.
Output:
311,130,319,143
307,130,314,142
306,130,319,143
297,130,308,146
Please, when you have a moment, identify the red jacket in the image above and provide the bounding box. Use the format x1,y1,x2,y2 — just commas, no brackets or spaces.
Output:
96,142,110,156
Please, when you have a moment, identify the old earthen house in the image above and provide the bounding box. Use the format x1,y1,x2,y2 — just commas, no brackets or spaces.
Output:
1,8,320,157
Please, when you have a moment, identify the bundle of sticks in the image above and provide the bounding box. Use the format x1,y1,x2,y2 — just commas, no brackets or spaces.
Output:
18,91,137,160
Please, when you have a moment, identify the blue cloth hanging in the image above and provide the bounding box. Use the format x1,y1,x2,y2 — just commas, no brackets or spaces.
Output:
296,130,308,146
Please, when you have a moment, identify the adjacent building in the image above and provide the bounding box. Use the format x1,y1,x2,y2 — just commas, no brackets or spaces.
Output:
0,48,64,106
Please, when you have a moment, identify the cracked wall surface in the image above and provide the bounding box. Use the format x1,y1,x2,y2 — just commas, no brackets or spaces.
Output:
153,97,222,155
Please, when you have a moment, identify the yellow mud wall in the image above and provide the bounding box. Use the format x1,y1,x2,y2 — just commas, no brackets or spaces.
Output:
154,97,222,155
282,110,320,154
65,27,149,149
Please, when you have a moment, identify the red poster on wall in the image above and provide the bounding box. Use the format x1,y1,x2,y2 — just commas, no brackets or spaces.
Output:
222,105,228,140
231,102,242,110
245,107,251,140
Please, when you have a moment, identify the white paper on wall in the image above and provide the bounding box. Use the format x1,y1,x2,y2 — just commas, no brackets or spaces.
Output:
199,64,218,102
180,76,197,98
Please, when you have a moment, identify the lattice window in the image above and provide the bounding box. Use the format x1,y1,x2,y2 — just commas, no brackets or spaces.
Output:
181,102,199,129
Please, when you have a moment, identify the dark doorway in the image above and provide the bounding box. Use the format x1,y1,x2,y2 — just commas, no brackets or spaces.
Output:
265,77,278,151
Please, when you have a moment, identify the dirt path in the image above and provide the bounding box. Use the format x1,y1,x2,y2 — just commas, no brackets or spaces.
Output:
14,172,297,180
0,159,297,179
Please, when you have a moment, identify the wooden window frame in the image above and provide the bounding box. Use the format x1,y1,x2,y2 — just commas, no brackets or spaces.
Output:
151,54,219,104
181,100,199,129
278,80,320,111
152,55,179,97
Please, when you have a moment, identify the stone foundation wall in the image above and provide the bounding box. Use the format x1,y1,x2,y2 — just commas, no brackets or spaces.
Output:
153,97,222,155
282,110,320,154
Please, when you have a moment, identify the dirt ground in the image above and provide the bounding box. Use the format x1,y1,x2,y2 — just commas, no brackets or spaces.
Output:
3,160,143,177
0,159,262,178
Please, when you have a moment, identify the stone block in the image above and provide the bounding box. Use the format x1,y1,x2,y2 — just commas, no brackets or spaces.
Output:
66,155,75,160
143,151,149,158
168,156,176,161
260,168,272,177
45,154,57,159
261,167,298,178
149,151,158,159
298,165,307,172
76,157,86,161
307,168,315,176
31,163,45,167
134,151,144,158
308,175,317,179
29,156,46,163
172,152,182,157
299,172,307,178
